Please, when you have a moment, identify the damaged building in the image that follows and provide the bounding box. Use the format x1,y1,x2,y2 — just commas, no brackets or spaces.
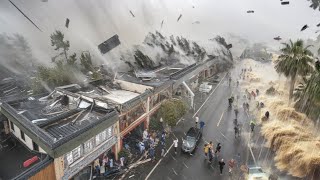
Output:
0,84,119,180
0,54,228,180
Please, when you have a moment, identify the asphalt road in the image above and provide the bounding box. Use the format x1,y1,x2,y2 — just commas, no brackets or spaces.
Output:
146,63,292,180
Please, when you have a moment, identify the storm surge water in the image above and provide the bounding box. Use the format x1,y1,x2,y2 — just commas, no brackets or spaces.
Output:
239,58,320,178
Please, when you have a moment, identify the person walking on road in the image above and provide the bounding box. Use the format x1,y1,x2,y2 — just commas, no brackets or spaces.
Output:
250,120,256,132
204,143,209,159
234,125,240,138
200,121,205,131
173,139,178,154
234,106,239,118
215,143,222,154
195,116,199,127
219,159,226,175
228,159,236,174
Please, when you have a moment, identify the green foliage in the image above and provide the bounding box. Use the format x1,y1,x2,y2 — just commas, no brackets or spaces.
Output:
32,30,103,93
275,39,314,99
50,30,70,60
80,52,93,72
159,99,187,127
294,65,320,120
67,53,77,65
118,149,129,159
149,116,162,131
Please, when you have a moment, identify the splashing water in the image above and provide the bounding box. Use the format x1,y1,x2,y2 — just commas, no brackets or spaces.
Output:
239,58,320,178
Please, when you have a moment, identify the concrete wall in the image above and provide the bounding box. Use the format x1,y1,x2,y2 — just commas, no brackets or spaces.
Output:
115,79,153,93
8,120,46,153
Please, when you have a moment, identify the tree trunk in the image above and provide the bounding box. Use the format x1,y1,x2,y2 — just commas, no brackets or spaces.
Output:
289,75,296,100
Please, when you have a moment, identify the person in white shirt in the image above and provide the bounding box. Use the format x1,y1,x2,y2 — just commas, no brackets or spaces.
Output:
195,116,199,127
143,129,148,141
173,139,178,154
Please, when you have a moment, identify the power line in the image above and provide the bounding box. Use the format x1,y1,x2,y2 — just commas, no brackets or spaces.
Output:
8,0,42,32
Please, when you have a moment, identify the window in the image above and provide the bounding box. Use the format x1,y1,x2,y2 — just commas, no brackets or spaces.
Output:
65,146,82,166
66,152,73,165
106,127,112,139
20,130,25,141
83,138,94,154
10,121,14,131
72,146,81,160
95,131,107,145
33,141,39,151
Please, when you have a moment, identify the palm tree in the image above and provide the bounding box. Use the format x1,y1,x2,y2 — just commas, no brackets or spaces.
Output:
275,39,314,99
294,63,320,119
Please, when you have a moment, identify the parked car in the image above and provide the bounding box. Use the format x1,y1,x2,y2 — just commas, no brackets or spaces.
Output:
199,82,212,93
181,127,202,154
247,166,275,180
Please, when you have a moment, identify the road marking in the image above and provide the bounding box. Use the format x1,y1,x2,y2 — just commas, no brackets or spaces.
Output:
176,117,184,125
217,111,225,127
193,73,227,118
183,162,189,168
248,143,257,165
258,138,266,161
219,132,231,142
172,168,178,175
170,154,177,161
145,142,174,180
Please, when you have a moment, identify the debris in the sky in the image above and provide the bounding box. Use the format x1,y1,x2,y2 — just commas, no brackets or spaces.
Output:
192,6,195,8
226,44,233,49
281,1,290,5
65,18,70,28
316,30,320,33
177,14,182,22
161,20,164,29
129,10,135,17
8,0,42,31
274,36,282,41
41,0,48,2
98,34,121,54
192,21,200,24
300,24,309,31
317,23,320,27
247,10,255,13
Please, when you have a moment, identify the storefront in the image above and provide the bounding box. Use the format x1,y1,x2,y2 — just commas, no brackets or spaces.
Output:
61,125,118,180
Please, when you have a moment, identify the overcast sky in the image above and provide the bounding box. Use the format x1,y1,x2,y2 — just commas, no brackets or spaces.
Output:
0,0,319,62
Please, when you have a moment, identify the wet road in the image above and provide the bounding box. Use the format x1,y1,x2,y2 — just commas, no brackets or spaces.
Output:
147,64,285,180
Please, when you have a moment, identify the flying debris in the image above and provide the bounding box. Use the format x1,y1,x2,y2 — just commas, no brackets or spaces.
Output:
129,10,135,17
226,44,233,49
65,18,70,28
316,30,320,33
274,36,282,41
192,6,195,8
192,21,200,24
300,24,309,31
8,0,42,31
247,10,255,13
317,23,320,27
98,34,121,54
41,0,48,2
161,20,164,29
177,14,182,22
281,1,290,5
